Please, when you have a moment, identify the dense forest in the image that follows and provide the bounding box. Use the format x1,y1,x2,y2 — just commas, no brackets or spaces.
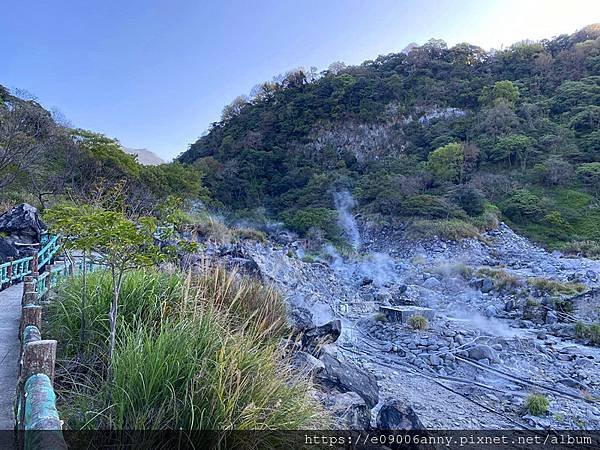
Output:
179,24,600,255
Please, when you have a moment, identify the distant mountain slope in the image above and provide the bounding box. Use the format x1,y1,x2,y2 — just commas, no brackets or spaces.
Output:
123,147,166,165
178,24,600,255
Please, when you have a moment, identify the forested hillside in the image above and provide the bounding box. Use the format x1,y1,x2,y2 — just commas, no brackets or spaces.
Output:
179,24,600,255
0,87,206,213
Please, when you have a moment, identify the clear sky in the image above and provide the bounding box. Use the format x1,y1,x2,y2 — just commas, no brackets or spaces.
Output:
2,0,599,161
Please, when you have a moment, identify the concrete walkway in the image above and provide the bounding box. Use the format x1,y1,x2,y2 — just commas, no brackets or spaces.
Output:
0,283,22,430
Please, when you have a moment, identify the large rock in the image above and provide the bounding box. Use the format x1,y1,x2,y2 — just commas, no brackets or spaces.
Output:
379,305,435,324
215,244,263,280
0,204,46,241
319,347,379,409
376,400,424,430
288,305,314,331
322,392,371,430
301,319,342,356
0,203,46,258
467,344,500,363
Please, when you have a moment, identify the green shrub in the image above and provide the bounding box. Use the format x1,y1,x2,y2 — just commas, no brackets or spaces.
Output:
527,277,586,296
427,142,465,183
500,189,547,223
524,393,549,416
233,227,267,242
573,322,600,345
407,219,480,241
282,208,339,237
476,267,520,291
47,268,324,430
403,195,454,219
575,321,587,338
451,186,486,216
407,315,428,330
562,240,600,259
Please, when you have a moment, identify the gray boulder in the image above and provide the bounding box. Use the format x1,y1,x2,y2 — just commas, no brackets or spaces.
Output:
0,203,47,258
545,310,558,325
468,344,500,363
481,278,494,293
288,306,314,331
322,392,371,430
292,351,325,376
422,277,441,289
319,347,379,408
376,400,424,430
0,203,47,242
301,319,342,355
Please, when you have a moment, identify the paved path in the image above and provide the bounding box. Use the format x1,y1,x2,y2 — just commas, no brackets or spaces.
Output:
0,283,22,430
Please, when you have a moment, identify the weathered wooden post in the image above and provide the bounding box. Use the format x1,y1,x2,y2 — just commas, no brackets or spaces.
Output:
22,288,37,306
21,340,57,385
6,257,13,286
20,305,42,343
31,252,39,278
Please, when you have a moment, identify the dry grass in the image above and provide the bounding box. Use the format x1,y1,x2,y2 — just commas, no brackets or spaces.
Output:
527,277,586,296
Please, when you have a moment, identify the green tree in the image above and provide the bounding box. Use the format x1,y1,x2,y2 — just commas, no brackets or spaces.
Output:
576,162,600,194
479,80,519,107
47,204,165,375
490,134,533,168
427,142,465,183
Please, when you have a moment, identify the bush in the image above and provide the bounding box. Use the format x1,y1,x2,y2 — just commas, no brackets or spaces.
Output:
283,208,339,237
527,277,586,296
47,268,324,430
407,219,480,241
524,393,549,416
407,315,428,330
427,142,464,182
476,267,520,291
574,322,600,345
500,189,546,223
403,195,454,219
451,186,486,216
562,240,600,259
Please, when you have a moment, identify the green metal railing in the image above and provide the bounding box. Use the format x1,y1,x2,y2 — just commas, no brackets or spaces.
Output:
37,234,60,270
1,235,61,290
0,256,34,285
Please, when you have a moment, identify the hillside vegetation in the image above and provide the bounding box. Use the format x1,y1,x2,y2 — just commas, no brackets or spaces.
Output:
0,87,207,214
179,24,600,255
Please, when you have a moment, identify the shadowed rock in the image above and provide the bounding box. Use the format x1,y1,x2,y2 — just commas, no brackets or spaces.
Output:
376,400,424,430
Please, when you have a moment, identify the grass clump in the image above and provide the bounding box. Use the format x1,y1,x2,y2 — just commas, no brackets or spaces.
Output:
562,240,600,259
373,312,388,323
407,314,428,331
476,267,520,291
47,267,325,430
432,262,472,279
574,322,600,345
523,393,549,416
233,227,267,242
407,219,480,241
527,277,586,296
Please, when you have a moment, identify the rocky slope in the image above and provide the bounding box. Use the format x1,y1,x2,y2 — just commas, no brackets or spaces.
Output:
195,220,600,430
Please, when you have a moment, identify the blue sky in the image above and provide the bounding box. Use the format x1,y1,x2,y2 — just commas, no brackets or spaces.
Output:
2,0,599,161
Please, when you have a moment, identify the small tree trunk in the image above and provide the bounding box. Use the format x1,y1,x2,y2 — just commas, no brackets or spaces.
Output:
107,268,124,381
79,253,88,352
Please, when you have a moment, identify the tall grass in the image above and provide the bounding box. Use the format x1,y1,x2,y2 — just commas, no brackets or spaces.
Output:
47,267,325,430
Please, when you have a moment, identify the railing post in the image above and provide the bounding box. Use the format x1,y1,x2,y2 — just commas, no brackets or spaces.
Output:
6,257,13,285
21,340,57,385
22,288,37,307
20,305,42,343
31,252,39,278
